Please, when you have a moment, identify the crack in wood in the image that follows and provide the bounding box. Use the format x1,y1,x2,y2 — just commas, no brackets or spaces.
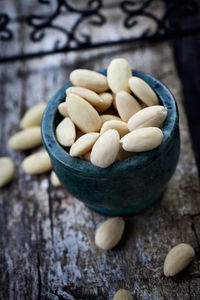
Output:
50,289,71,300
60,285,107,300
37,250,42,300
48,179,55,246
183,213,200,218
191,221,200,260
188,282,192,300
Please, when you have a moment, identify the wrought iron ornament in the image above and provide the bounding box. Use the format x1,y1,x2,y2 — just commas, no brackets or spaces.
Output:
0,0,200,63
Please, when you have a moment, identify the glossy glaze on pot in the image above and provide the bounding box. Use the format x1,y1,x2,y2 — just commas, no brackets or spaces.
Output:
42,70,180,216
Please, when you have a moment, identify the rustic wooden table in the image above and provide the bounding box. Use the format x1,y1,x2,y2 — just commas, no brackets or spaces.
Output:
1,2,200,300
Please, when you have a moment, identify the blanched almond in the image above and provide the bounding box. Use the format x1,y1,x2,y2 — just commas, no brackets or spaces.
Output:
66,94,102,133
66,86,102,106
100,120,129,138
69,69,108,92
107,58,132,93
58,102,69,117
128,105,167,131
20,103,47,128
56,117,76,147
22,151,52,174
164,243,195,277
91,129,120,168
0,157,15,187
129,76,159,106
8,126,42,150
70,132,100,157
95,217,125,250
101,114,121,123
116,91,141,122
113,289,134,300
95,92,113,113
50,171,61,187
121,127,163,152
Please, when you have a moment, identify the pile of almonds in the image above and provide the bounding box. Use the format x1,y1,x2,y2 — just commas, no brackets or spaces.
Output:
56,58,167,168
0,58,196,299
0,102,61,188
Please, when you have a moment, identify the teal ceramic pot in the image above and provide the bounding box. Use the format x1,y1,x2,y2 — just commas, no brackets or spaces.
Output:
42,70,180,216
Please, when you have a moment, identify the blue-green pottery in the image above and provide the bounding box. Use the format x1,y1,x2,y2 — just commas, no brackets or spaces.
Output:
42,70,180,216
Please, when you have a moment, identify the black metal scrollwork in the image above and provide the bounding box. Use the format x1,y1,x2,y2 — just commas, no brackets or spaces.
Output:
0,0,200,63
27,0,105,48
121,0,200,38
0,14,13,41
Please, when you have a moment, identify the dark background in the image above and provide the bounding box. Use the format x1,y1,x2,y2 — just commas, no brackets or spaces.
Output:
170,7,200,176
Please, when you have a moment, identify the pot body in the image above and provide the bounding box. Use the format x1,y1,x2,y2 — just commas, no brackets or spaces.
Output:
42,70,180,216
52,133,179,215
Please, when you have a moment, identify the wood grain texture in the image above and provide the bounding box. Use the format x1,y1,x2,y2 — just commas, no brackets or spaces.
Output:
0,2,200,300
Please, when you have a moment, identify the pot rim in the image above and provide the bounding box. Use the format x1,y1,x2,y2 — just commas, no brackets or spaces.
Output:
42,69,179,178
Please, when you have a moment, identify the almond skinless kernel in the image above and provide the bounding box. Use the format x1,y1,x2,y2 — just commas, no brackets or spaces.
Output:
113,289,134,300
107,58,132,93
20,103,47,128
66,93,102,133
164,243,195,277
128,105,167,131
69,69,108,93
70,132,100,157
22,151,52,175
121,127,163,152
100,120,129,138
91,129,120,168
66,86,102,106
8,126,42,150
129,76,159,106
50,170,61,187
58,102,69,117
0,157,15,188
95,217,125,250
56,117,76,147
116,91,141,122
